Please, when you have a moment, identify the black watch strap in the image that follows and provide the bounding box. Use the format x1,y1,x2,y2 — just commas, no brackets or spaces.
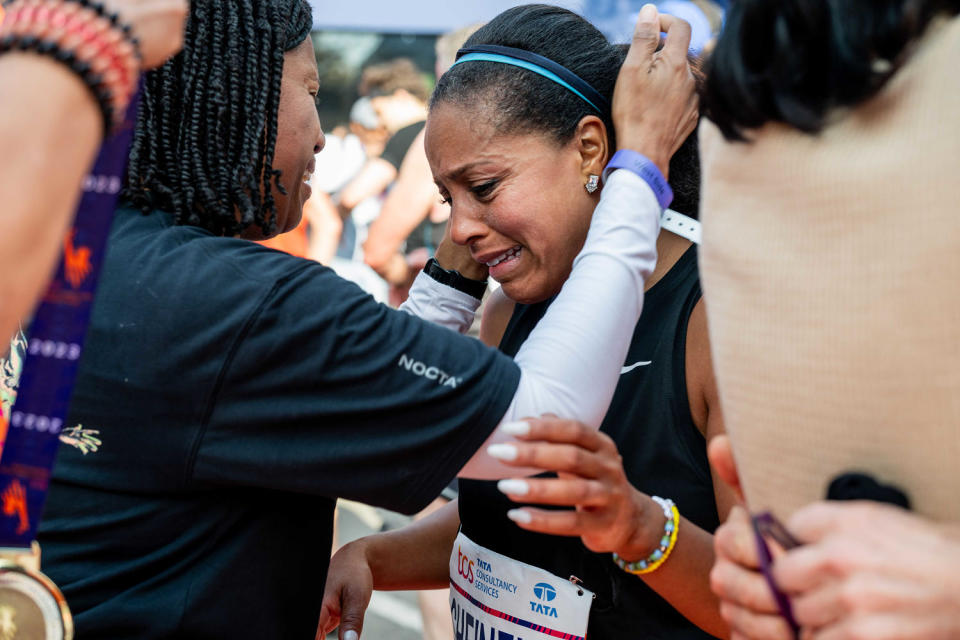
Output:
423,258,488,300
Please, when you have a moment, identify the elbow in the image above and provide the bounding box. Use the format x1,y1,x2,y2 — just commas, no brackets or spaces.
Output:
363,248,389,274
338,193,360,212
363,234,397,276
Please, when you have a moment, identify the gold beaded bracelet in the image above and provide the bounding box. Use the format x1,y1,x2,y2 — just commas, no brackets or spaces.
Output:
612,496,681,576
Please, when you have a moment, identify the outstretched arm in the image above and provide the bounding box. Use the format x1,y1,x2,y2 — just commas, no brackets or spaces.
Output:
318,499,461,639
363,129,443,283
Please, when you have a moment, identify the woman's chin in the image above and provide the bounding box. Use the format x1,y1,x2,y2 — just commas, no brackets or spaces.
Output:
500,279,558,306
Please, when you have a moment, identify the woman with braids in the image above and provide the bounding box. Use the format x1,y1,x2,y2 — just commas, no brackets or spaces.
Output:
697,1,960,638
33,1,697,638
319,5,732,640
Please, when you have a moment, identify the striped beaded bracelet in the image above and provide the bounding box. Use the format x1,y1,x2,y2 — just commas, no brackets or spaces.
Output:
612,496,680,576
0,0,141,133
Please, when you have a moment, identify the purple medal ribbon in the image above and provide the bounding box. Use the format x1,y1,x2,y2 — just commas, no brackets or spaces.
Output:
0,90,141,547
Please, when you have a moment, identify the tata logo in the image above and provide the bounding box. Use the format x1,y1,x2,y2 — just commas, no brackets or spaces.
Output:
398,354,462,388
533,583,557,602
456,546,474,584
530,582,559,618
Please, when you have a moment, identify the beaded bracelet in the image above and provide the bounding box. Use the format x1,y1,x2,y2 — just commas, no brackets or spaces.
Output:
0,0,141,133
612,496,680,576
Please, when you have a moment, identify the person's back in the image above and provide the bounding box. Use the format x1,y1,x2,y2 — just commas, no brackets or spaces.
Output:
42,207,335,637
700,7,960,520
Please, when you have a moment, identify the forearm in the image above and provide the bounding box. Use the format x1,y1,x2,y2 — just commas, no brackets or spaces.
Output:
377,252,412,286
0,55,102,342
462,171,659,478
339,158,395,210
619,497,728,638
364,196,430,274
363,220,407,274
361,499,460,591
400,270,481,334
302,192,342,264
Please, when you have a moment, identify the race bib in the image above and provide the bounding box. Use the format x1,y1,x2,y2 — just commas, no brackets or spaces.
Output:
449,531,594,640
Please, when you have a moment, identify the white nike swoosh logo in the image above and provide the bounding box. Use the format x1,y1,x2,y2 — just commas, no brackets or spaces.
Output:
621,361,653,374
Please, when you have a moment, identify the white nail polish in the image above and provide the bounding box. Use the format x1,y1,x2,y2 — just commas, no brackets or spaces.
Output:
507,509,533,524
500,420,530,437
344,631,359,640
497,479,530,496
487,444,518,461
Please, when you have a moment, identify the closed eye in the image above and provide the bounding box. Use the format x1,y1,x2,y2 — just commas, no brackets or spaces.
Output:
470,180,499,199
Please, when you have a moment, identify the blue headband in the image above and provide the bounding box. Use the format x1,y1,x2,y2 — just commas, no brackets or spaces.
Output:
452,44,610,115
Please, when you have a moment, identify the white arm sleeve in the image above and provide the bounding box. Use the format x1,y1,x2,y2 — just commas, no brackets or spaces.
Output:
400,270,481,335
402,171,660,479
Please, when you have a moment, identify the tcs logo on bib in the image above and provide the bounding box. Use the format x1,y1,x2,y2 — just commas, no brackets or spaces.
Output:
457,546,475,584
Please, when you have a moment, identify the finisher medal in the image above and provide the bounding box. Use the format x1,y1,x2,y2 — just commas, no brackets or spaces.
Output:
0,545,72,639
0,91,140,639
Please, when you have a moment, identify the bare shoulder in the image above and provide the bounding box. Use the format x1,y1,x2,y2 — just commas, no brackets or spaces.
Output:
685,298,717,437
685,299,739,519
479,287,516,348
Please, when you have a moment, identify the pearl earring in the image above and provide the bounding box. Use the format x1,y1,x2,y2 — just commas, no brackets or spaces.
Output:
585,174,600,194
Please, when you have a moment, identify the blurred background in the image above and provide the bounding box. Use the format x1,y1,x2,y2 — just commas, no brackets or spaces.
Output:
308,0,722,131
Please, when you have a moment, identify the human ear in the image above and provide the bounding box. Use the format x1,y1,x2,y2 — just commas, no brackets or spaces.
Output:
574,115,609,182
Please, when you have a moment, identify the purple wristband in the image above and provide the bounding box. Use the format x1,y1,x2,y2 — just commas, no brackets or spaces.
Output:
602,149,673,210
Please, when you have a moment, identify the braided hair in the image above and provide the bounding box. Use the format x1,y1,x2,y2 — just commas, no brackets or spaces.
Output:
124,0,313,237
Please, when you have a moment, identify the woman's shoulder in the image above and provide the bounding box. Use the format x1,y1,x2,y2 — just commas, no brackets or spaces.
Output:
112,205,326,290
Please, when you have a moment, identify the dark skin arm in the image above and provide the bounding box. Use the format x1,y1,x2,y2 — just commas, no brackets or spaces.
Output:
317,500,460,639
365,500,459,592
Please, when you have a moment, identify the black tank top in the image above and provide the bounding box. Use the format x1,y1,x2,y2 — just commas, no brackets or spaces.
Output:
459,246,718,639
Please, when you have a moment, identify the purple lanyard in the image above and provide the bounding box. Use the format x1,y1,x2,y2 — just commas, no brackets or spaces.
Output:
0,91,140,547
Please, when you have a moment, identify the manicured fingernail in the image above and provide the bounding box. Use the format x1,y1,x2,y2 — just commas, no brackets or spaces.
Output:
344,631,359,640
497,479,530,496
507,509,533,524
487,444,518,461
500,420,530,436
640,3,657,19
